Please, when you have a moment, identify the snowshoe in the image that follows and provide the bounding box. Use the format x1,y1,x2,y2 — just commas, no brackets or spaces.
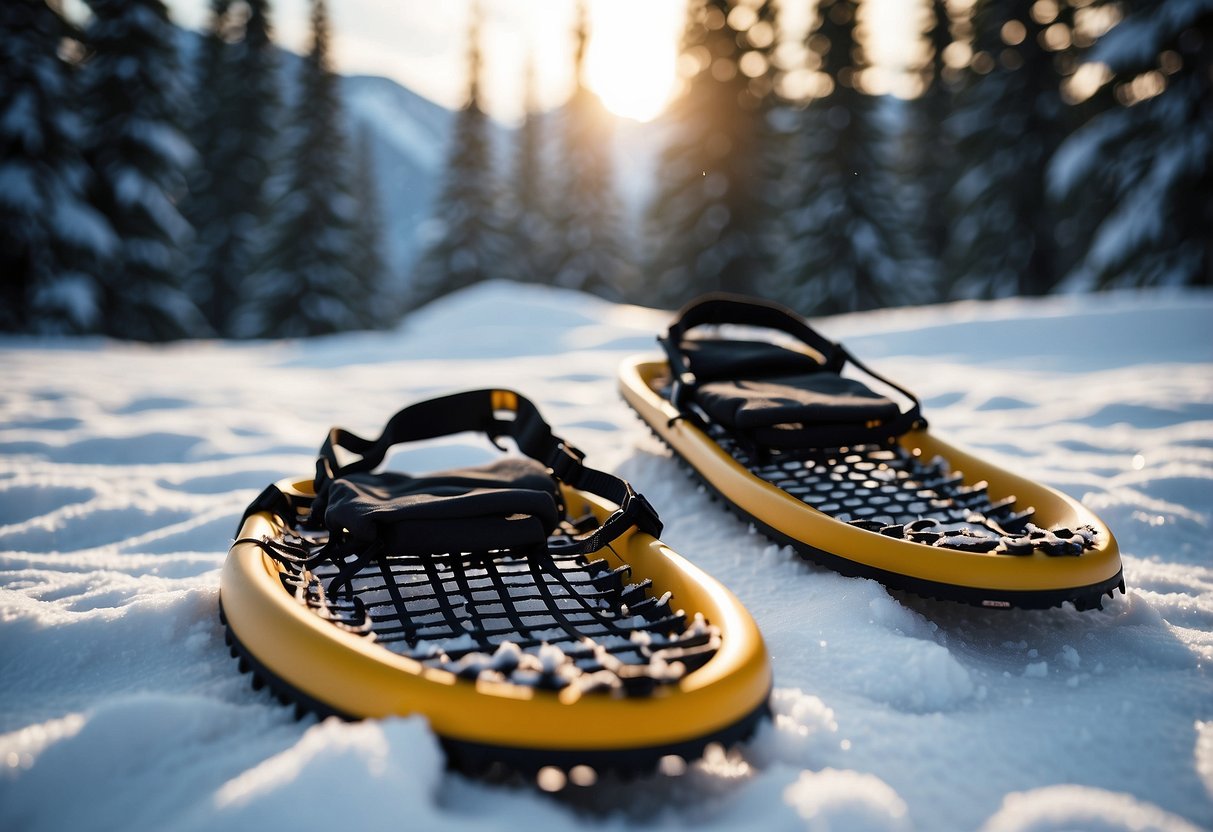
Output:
220,389,771,780
618,294,1125,611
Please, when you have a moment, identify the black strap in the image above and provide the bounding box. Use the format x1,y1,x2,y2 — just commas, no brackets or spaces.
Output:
234,483,298,538
658,294,926,444
314,389,662,555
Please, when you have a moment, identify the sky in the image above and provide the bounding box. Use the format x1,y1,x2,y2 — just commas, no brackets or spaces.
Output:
163,0,923,124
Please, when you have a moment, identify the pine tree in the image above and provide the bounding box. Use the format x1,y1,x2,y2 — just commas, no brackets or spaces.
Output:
910,0,957,272
549,1,630,300
185,0,279,336
1050,0,1211,287
349,123,395,327
774,0,919,314
240,0,365,336
0,0,115,333
181,0,228,311
410,2,506,307
1044,0,1114,284
945,0,1073,297
647,0,780,307
503,54,554,285
80,0,205,341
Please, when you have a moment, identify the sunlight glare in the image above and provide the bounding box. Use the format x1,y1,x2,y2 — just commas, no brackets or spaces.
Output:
584,0,680,122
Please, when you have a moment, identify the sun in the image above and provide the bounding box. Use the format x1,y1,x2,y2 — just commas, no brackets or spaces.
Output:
582,1,681,122
587,50,676,123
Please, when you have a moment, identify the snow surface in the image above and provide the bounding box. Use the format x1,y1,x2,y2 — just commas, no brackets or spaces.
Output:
1,282,1211,831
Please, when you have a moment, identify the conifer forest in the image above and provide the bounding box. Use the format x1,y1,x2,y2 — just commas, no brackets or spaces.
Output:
2,0,1209,340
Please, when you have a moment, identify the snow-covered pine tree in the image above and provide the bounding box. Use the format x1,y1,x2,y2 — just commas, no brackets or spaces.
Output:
910,0,958,271
647,0,780,307
240,0,365,336
184,0,279,337
549,0,630,300
181,0,227,317
410,2,506,307
773,0,918,314
502,54,554,286
945,0,1072,297
1049,0,1211,288
79,0,205,341
349,123,396,328
0,0,115,333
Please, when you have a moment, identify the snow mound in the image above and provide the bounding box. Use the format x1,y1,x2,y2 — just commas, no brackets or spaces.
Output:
980,785,1205,832
784,768,912,832
204,718,444,832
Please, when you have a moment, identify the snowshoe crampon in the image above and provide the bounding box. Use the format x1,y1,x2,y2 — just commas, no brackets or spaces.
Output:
220,389,771,780
618,294,1125,611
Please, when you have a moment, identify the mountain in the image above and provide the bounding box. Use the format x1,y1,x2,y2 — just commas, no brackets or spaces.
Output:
341,75,451,293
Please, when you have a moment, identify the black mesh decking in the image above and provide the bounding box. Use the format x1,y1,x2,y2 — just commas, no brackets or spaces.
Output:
711,426,1098,557
256,517,720,698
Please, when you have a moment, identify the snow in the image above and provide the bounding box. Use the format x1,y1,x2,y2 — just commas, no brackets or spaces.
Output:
783,768,912,831
49,196,117,258
1092,0,1213,72
1,281,1211,831
126,118,196,169
0,88,37,144
1047,121,1105,199
0,163,40,211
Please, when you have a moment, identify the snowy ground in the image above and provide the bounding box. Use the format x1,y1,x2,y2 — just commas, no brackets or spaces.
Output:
1,282,1211,832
